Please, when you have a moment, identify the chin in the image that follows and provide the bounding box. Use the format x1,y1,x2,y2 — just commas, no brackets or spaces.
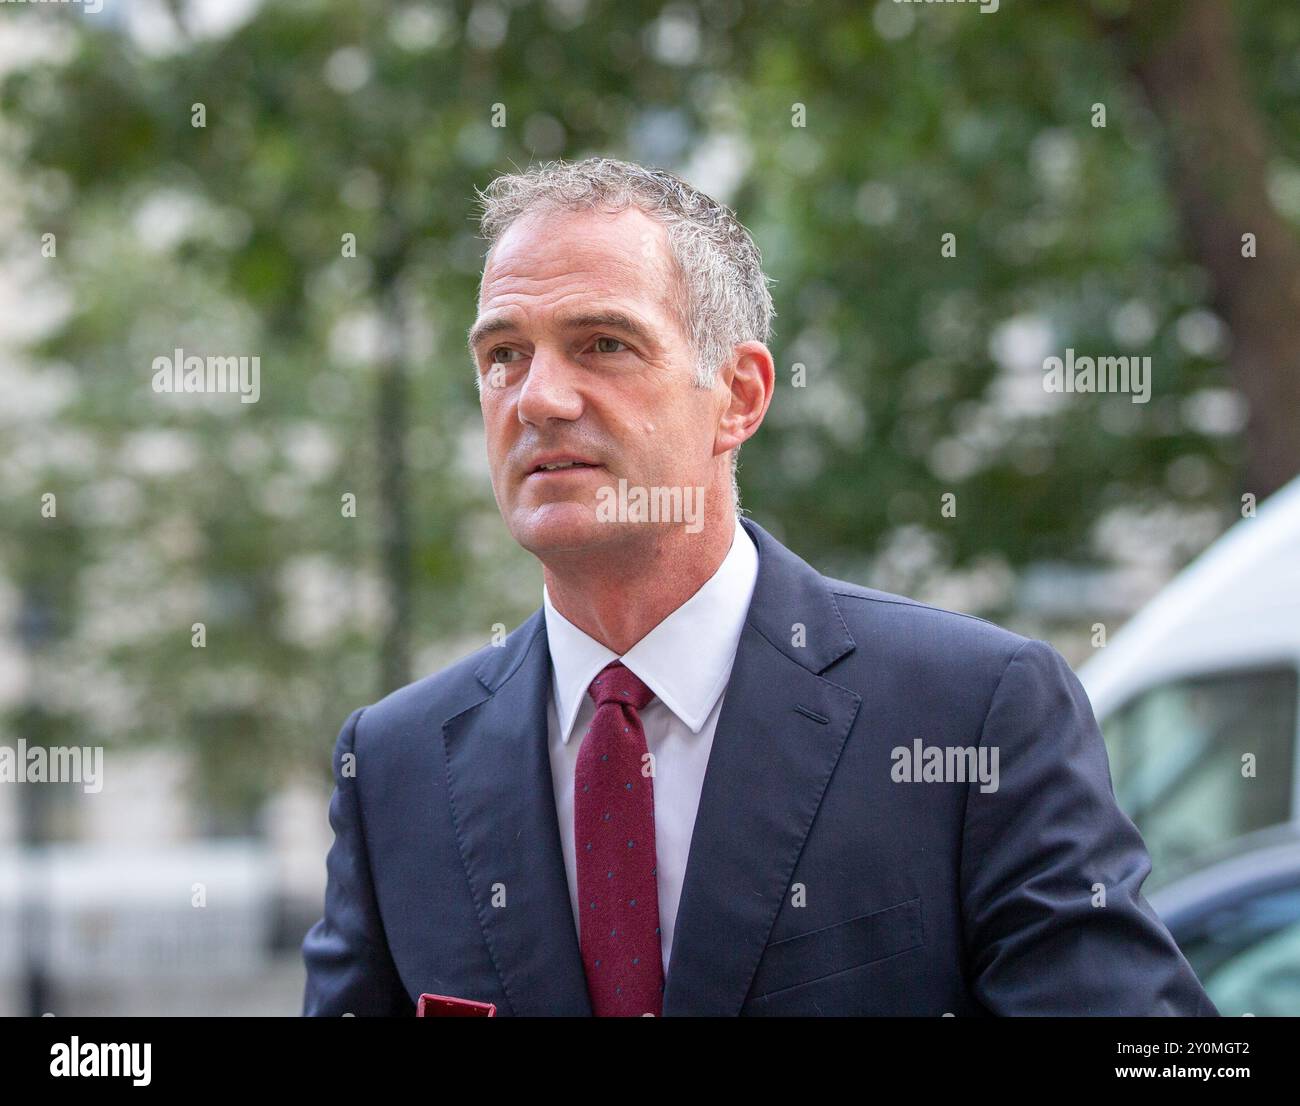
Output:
511,502,599,553
510,502,637,556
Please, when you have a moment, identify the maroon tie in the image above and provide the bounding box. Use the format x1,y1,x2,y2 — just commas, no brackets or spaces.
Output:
575,660,664,1017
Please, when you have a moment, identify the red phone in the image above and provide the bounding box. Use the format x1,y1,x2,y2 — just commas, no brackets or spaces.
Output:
417,992,498,1017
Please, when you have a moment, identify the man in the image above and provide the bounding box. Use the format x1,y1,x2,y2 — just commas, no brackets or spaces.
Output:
301,157,1217,1016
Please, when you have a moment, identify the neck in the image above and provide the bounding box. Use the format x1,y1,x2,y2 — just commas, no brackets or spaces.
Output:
543,512,739,655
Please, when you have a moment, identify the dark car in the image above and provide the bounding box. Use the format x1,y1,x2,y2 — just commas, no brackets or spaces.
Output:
1149,825,1300,1017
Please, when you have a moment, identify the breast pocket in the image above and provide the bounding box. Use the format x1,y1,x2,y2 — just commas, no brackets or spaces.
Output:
747,897,924,1000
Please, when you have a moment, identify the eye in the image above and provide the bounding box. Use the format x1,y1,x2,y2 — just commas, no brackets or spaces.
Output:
488,347,523,364
592,336,628,354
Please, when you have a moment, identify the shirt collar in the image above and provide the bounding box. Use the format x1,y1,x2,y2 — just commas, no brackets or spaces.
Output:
543,515,758,744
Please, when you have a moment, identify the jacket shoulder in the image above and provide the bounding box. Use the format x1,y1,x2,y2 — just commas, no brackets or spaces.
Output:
820,573,1035,670
346,632,518,749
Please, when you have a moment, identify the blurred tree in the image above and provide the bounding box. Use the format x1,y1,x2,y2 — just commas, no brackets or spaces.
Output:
0,0,1295,814
1094,0,1300,497
0,0,721,814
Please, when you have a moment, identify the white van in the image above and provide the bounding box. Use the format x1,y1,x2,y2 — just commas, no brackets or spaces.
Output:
1078,474,1300,888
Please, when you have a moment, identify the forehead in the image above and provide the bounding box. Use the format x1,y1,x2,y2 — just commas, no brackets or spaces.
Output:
478,205,677,316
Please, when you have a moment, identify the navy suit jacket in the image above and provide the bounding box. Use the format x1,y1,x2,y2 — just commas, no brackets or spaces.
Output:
301,515,1218,1016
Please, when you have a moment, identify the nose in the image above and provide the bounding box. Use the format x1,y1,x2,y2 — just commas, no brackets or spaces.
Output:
516,345,584,427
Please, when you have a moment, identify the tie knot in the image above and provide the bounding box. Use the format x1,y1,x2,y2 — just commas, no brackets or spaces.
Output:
587,661,655,712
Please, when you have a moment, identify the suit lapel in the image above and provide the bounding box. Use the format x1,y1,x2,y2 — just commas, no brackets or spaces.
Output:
441,612,592,1016
662,517,862,1015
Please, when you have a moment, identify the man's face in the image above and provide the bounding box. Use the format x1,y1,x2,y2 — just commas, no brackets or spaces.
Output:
471,206,724,557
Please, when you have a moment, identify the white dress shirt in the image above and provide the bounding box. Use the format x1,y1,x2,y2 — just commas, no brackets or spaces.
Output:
543,515,759,979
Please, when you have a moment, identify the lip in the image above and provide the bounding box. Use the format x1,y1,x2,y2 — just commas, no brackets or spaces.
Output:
525,466,603,481
523,454,603,478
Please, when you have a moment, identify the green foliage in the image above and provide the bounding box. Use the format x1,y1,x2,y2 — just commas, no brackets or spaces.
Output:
1,0,1285,816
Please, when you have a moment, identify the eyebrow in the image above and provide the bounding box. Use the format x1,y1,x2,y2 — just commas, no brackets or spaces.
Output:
466,309,659,356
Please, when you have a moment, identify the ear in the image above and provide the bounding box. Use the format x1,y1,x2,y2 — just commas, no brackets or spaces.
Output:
714,341,775,458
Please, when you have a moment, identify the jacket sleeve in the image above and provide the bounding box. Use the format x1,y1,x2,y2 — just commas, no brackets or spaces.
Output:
959,638,1219,1016
301,706,414,1016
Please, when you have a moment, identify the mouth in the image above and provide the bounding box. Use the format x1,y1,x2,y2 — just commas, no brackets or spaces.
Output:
525,457,604,479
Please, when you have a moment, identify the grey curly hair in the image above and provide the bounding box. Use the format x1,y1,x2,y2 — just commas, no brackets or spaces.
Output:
471,156,776,513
